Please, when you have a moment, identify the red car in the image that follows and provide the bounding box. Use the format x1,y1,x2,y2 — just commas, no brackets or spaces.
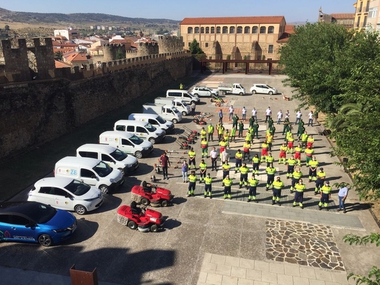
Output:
131,183,173,207
116,203,165,232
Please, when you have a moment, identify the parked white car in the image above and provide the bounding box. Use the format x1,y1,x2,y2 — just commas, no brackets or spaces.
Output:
250,84,277,95
28,177,103,215
191,86,218,97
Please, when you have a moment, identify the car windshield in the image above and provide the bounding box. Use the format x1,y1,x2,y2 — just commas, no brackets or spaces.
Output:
156,116,166,124
110,149,127,161
145,123,156,132
65,179,91,196
28,203,57,224
93,161,113,177
129,135,143,145
172,107,179,113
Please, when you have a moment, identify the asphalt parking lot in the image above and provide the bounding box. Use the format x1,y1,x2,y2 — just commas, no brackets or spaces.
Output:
1,73,379,285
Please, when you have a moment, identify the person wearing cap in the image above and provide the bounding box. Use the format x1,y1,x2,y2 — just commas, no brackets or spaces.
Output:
319,181,332,210
204,173,213,199
272,176,284,205
293,179,306,208
315,167,326,194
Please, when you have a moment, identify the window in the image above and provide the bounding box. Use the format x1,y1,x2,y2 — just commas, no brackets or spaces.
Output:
244,26,250,33
115,125,125,131
53,188,69,197
201,27,204,33
237,26,242,33
229,26,235,33
222,26,228,33
206,27,209,33
121,139,133,146
39,187,53,194
216,26,221,33
205,43,208,47
268,26,274,33
369,7,377,18
10,215,30,226
260,26,266,34
194,27,199,33
78,151,97,159
81,169,95,178
187,27,193,34
252,26,258,33
136,127,147,133
101,154,114,163
126,126,134,132
211,27,215,33
268,45,274,53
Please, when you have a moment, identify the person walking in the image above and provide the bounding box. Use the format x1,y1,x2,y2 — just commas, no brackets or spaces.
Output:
159,151,170,180
187,171,197,197
266,163,276,190
239,163,249,188
209,147,218,171
247,174,259,202
293,179,306,209
319,181,332,210
199,159,207,183
265,106,272,123
181,160,188,183
229,105,234,121
188,147,196,170
207,123,214,142
272,176,284,206
204,173,213,199
218,109,223,124
223,174,233,199
308,110,314,126
242,106,247,121
337,185,348,213
277,110,283,125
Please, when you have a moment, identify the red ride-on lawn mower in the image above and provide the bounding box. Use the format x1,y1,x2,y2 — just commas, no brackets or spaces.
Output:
117,202,165,232
131,182,174,207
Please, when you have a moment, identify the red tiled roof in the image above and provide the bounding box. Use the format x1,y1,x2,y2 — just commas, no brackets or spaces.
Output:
331,13,355,19
65,52,88,63
180,16,285,25
284,24,295,33
55,60,72,68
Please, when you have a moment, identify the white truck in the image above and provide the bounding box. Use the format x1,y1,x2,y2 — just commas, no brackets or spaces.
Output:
154,97,190,116
218,83,246,95
142,103,182,124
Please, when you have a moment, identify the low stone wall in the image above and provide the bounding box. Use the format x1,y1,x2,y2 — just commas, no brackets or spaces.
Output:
0,55,192,158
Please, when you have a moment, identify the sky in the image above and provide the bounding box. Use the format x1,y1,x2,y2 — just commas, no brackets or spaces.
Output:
2,0,355,23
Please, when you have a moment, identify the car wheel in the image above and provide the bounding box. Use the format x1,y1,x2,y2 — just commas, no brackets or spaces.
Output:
141,198,149,206
239,92,243,96
150,224,158,232
194,93,198,96
252,90,256,94
99,185,109,194
182,111,187,116
38,234,52,247
161,200,168,207
268,91,273,95
149,137,156,144
127,220,137,230
135,151,143,159
172,119,178,124
74,204,87,215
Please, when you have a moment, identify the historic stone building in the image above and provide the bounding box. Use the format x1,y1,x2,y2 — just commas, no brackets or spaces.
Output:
179,16,288,61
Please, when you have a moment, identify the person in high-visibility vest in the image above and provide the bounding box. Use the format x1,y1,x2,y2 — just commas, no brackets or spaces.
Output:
291,167,303,192
260,141,269,162
230,127,237,143
243,140,251,161
266,152,274,167
204,173,213,198
307,134,315,148
247,174,259,202
187,171,197,197
223,174,233,199
245,130,252,144
301,131,308,150
266,133,273,152
287,135,295,154
319,181,332,210
207,124,214,142
293,179,306,209
200,138,208,158
286,155,296,178
272,176,284,205
239,163,249,188
223,129,230,148
219,139,227,159
235,149,243,173
252,154,260,175
294,144,302,166
315,167,326,194
308,156,319,182
217,123,225,141
304,146,314,166
200,127,207,140
278,143,287,164
222,161,231,182
188,147,196,169
266,163,276,190
199,159,207,183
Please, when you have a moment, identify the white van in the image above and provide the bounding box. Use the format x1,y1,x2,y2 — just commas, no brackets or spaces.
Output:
76,144,139,176
54,156,124,194
166,89,200,104
99,131,153,159
155,97,191,116
114,120,165,144
142,103,182,123
128,113,174,134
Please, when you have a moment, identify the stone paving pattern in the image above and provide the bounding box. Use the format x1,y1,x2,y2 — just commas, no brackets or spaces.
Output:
265,220,345,271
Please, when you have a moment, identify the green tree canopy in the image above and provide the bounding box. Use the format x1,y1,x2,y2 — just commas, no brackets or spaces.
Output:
189,39,204,55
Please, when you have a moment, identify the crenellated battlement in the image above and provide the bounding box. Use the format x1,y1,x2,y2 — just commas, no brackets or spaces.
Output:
157,35,184,54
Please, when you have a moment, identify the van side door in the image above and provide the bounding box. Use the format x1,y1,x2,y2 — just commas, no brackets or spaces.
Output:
80,168,98,187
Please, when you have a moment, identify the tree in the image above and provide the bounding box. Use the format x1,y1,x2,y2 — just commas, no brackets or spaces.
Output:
4,24,9,31
343,233,380,284
189,39,204,55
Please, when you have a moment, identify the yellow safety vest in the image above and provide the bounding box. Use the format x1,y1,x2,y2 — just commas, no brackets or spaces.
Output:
266,167,276,175
235,152,243,159
223,178,232,186
295,183,306,192
239,166,249,174
222,164,231,171
321,185,331,194
204,177,212,184
292,171,303,179
189,175,197,182
249,178,259,186
188,150,196,158
273,180,284,190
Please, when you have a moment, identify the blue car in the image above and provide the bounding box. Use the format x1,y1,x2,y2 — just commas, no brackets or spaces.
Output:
0,201,77,246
